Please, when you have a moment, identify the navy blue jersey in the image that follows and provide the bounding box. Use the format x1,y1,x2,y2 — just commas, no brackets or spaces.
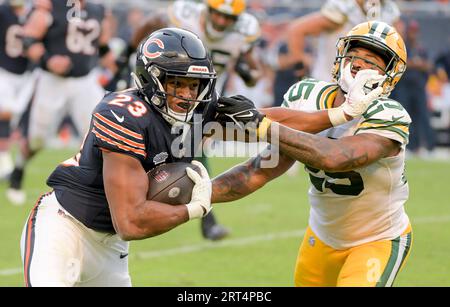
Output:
42,0,105,77
47,89,218,232
0,4,28,74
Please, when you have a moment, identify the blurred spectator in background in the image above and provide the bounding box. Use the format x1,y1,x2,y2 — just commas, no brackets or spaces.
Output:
435,44,450,82
391,19,436,157
430,36,450,147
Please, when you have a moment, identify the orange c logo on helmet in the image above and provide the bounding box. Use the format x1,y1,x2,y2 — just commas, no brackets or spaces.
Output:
143,38,165,59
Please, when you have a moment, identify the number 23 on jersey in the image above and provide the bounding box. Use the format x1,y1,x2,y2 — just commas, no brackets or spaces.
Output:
108,94,147,118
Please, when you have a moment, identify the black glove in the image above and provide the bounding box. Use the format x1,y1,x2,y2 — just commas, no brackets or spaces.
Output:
216,95,265,129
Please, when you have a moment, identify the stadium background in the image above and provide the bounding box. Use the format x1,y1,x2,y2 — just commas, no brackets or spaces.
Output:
0,0,449,286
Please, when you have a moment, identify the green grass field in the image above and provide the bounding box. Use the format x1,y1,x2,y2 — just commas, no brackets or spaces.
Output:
1,148,449,286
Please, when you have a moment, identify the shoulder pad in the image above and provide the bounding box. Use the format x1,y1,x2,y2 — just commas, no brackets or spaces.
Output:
96,91,150,129
282,79,336,110
363,98,411,122
357,98,411,145
92,91,148,160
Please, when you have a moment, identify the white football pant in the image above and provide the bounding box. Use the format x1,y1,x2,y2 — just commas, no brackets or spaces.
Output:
28,69,104,151
21,191,131,287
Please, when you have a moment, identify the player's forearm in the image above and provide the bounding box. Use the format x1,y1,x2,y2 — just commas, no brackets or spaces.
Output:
211,156,271,203
268,122,368,172
261,108,334,134
115,200,189,241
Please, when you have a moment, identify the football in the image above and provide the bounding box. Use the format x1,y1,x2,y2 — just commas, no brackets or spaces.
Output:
147,162,200,205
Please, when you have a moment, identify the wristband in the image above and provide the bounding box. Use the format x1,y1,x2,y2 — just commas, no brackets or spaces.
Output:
328,107,348,127
186,203,206,220
257,117,273,139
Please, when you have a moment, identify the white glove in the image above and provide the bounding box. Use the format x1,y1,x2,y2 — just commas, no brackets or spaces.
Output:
185,160,212,220
329,68,385,126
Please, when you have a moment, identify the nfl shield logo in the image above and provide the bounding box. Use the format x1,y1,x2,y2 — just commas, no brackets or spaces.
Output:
152,170,169,183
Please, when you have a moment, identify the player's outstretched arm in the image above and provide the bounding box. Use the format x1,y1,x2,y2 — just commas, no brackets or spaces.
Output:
212,151,295,203
261,107,345,134
103,151,189,241
216,69,385,140
269,125,400,172
216,95,352,141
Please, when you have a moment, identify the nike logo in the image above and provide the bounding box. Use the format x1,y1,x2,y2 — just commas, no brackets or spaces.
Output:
120,253,129,259
111,110,124,123
237,111,255,118
391,115,404,122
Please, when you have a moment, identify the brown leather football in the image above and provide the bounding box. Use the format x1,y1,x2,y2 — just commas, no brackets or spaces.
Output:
147,162,200,205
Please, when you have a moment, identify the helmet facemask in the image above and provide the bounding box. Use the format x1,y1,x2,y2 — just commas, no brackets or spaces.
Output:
134,62,216,126
153,65,216,125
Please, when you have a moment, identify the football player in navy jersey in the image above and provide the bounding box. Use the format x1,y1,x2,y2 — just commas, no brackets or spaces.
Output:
0,0,31,181
7,0,116,205
21,28,217,287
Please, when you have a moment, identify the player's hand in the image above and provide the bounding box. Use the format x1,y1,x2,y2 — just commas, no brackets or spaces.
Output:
185,161,212,220
46,55,72,76
343,69,385,117
216,95,272,137
329,69,385,126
